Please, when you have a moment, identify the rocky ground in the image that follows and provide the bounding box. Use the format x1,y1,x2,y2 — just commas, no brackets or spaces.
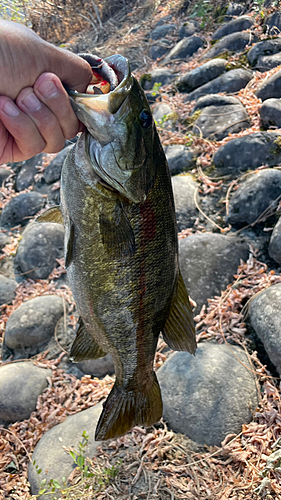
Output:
1,0,281,498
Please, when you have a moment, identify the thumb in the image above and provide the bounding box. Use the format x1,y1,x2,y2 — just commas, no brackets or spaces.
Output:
46,45,93,93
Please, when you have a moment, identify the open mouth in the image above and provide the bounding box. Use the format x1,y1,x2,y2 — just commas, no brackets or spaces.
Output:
67,54,120,97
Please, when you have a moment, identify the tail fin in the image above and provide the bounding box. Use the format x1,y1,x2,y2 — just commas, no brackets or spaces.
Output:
95,373,163,441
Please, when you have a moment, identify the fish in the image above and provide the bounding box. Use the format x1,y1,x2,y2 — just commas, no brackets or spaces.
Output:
37,53,196,441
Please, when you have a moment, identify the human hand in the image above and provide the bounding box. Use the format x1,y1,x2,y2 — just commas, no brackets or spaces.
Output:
0,21,92,164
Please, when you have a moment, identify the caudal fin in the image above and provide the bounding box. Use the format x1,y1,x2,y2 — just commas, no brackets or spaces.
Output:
95,373,163,441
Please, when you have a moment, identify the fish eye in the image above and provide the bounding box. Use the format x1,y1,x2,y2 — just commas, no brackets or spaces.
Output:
139,109,153,129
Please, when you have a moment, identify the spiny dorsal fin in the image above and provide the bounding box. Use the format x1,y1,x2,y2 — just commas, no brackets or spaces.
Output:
65,220,75,268
35,206,64,224
99,202,135,259
163,270,196,355
70,317,107,361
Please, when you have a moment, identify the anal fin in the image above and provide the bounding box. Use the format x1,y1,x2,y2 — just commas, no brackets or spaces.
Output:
65,220,75,268
95,372,162,441
70,317,106,361
35,206,63,224
163,270,196,355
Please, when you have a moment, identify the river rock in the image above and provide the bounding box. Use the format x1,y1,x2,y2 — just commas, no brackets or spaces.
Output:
176,59,227,93
3,295,67,359
179,233,249,312
0,167,12,185
28,402,103,498
248,284,281,374
227,169,281,227
43,145,72,184
260,98,281,129
192,94,250,140
164,145,196,174
0,192,45,229
213,132,281,175
203,32,257,59
178,22,197,39
150,40,171,60
0,362,51,422
247,39,281,67
153,103,174,127
0,232,11,250
172,175,198,231
14,222,64,280
0,274,17,306
15,153,45,191
185,68,253,102
158,343,259,446
256,69,281,101
264,10,281,36
75,354,115,378
212,16,254,41
269,217,281,265
141,68,174,90
255,53,281,72
150,24,176,40
163,36,204,63
224,3,245,21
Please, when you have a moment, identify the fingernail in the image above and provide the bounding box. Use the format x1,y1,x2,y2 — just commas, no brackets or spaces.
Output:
2,100,20,117
38,80,58,99
22,92,41,112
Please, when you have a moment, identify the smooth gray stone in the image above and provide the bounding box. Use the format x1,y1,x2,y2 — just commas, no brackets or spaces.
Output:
150,40,171,60
14,222,64,280
256,53,281,72
171,175,198,231
0,274,17,305
192,95,250,141
158,344,258,446
203,31,257,59
193,94,242,110
178,22,197,39
176,59,227,93
269,217,281,265
260,98,281,129
0,192,45,229
248,283,281,374
164,145,196,174
0,232,11,250
142,68,174,90
227,169,281,226
256,69,281,101
185,69,253,102
43,145,72,184
28,402,103,498
212,16,254,40
213,132,281,175
0,167,12,185
163,36,204,63
264,11,281,36
15,154,44,191
75,354,115,378
179,233,249,312
152,103,174,127
150,24,176,40
247,39,281,67
224,3,245,21
0,362,51,422
156,15,173,26
3,295,67,358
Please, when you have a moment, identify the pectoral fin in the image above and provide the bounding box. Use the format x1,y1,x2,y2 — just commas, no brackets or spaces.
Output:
70,317,106,361
163,270,196,355
99,202,135,259
65,220,75,268
35,206,64,224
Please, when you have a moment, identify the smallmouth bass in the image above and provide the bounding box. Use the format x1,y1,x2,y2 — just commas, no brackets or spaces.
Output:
37,54,196,441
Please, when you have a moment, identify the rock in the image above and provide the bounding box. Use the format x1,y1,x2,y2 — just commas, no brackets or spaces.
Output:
172,175,198,231
141,68,174,91
212,16,254,41
158,343,258,446
3,295,67,359
185,69,253,102
192,94,250,141
255,53,281,72
150,40,171,60
0,192,45,229
247,39,281,67
214,132,281,176
156,15,173,26
0,274,17,305
152,103,174,127
0,232,11,250
178,22,197,39
43,145,72,184
150,24,176,40
269,217,281,265
175,59,227,93
15,154,45,191
75,354,115,378
0,167,12,185
264,11,281,36
260,98,281,129
248,284,281,374
227,169,281,227
28,402,103,497
203,32,257,59
14,222,64,280
179,233,249,312
256,69,281,101
163,145,196,174
224,3,245,21
163,36,204,63
0,362,51,422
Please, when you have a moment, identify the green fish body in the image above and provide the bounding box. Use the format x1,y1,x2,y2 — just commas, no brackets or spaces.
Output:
37,55,196,441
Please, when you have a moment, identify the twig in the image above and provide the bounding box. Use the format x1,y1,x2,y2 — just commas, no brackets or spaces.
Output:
193,187,229,232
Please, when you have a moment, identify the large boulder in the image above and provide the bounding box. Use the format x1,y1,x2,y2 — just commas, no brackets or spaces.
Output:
0,192,45,229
